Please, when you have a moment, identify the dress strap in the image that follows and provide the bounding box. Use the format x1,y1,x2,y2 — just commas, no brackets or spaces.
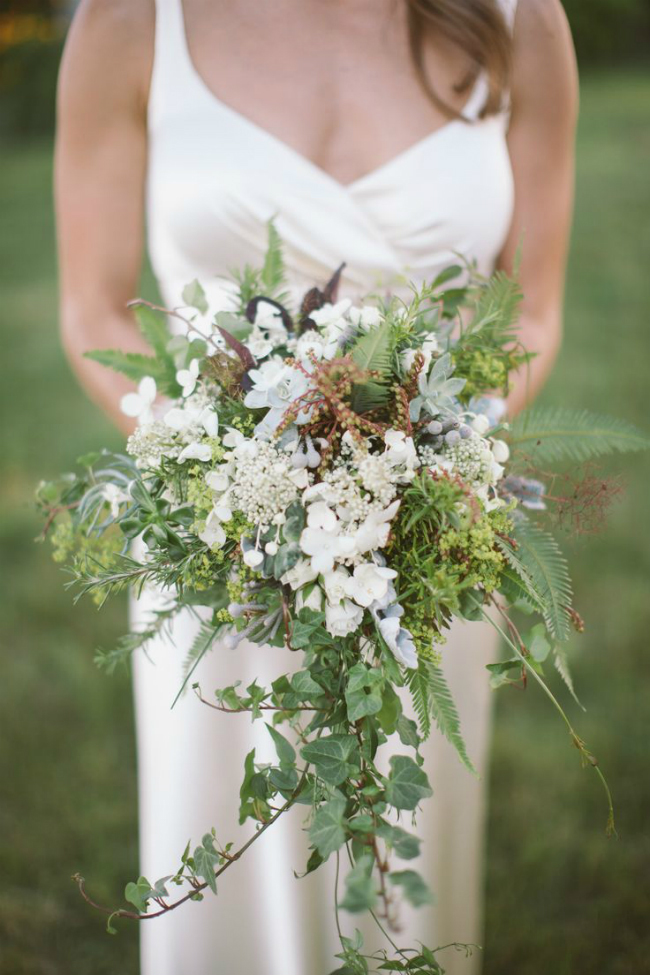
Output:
499,0,519,34
148,0,196,129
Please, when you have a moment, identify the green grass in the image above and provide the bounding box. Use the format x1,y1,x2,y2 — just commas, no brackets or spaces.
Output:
0,70,649,974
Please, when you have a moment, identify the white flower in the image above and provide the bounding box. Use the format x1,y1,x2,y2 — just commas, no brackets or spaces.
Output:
402,335,438,374
205,470,230,493
163,404,218,438
198,510,227,549
309,299,352,335
281,558,319,590
345,563,398,608
299,525,355,575
349,305,381,331
177,442,212,463
296,585,324,613
121,377,157,425
384,429,419,474
176,359,200,397
470,413,491,436
243,547,264,568
379,616,418,668
325,598,364,637
306,501,338,532
246,326,274,359
322,566,351,604
491,439,510,464
101,483,130,518
254,299,284,330
352,499,401,555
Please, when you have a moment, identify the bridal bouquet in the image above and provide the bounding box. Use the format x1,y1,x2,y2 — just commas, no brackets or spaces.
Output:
37,227,648,973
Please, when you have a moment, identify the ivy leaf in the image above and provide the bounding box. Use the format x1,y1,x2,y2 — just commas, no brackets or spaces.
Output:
377,824,421,861
527,623,552,662
389,869,433,907
266,723,296,767
344,662,384,722
291,612,327,649
291,669,324,699
193,835,219,893
182,278,209,315
309,795,348,858
124,876,152,913
396,715,420,751
301,734,360,785
340,854,377,914
486,658,523,689
376,684,402,735
384,755,432,811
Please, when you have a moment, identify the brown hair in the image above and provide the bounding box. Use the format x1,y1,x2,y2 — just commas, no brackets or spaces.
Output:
406,0,513,120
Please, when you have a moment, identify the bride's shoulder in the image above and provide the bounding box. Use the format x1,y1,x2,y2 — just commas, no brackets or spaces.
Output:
61,0,155,111
510,0,578,120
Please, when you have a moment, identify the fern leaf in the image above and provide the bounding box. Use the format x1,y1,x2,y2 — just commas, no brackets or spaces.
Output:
260,219,286,296
350,380,390,414
85,349,179,396
350,319,392,377
509,406,650,463
496,537,547,613
134,304,174,358
468,270,522,342
174,621,220,707
553,642,584,710
512,522,572,641
407,660,476,773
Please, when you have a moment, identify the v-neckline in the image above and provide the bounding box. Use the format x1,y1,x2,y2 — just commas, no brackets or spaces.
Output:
175,0,487,193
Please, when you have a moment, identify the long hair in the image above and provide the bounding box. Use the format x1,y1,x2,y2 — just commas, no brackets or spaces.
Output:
406,0,513,119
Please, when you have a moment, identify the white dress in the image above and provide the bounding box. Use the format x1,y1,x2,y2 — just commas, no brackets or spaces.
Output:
132,2,518,972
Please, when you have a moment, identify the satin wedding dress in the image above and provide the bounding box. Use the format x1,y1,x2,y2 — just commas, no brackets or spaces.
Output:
131,1,518,972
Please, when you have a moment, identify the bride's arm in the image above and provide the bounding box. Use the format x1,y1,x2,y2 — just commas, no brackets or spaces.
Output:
54,0,154,434
497,0,579,416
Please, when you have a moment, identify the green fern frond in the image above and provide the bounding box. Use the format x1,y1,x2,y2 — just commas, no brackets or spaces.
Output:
84,349,179,395
467,269,523,342
512,522,572,641
509,406,650,464
496,537,547,613
350,380,390,414
350,319,392,377
407,660,475,772
174,621,221,708
134,304,174,357
260,219,286,296
553,642,584,709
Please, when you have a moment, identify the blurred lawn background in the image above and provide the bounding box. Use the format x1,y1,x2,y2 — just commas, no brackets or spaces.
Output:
1,4,649,974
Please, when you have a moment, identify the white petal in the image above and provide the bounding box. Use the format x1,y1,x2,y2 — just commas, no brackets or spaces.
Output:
120,392,143,417
138,376,157,403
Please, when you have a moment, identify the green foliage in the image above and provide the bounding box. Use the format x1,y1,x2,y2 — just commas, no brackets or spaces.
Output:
260,219,287,296
301,735,361,786
339,854,377,913
509,522,573,641
182,279,209,315
509,405,650,464
309,796,348,858
407,660,476,773
384,755,433,811
388,870,433,907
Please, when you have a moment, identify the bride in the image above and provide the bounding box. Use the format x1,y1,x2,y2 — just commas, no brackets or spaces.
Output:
54,1,577,972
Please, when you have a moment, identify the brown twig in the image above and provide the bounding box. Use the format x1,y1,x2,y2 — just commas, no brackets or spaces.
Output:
73,772,308,923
